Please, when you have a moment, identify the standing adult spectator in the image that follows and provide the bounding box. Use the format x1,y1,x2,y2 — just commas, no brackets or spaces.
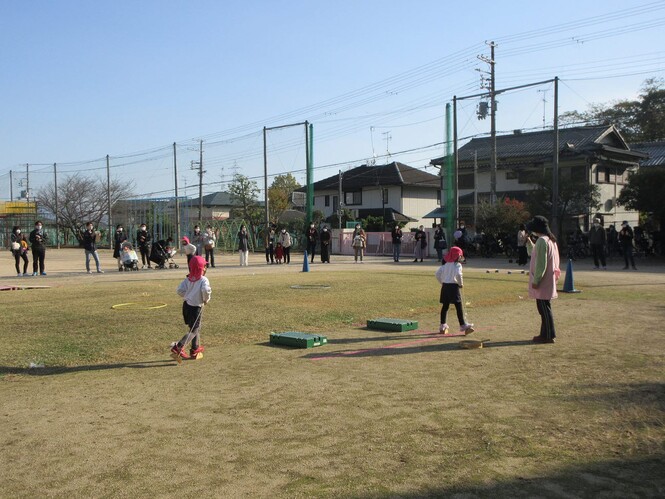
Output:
10,226,29,276
588,218,607,270
204,225,217,268
238,224,250,266
619,221,637,270
526,216,561,344
391,223,403,262
320,226,331,263
305,223,318,263
352,224,366,263
28,220,48,276
279,228,292,264
113,224,127,270
516,223,529,267
265,227,276,264
413,225,427,263
607,224,619,256
191,225,205,256
136,223,152,269
433,224,447,263
82,222,104,273
455,221,468,251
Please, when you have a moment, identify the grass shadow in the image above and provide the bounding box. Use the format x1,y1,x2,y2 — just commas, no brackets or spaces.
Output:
0,359,175,376
359,454,665,498
303,339,535,360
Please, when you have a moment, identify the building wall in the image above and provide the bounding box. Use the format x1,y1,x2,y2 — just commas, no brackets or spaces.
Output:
401,187,440,229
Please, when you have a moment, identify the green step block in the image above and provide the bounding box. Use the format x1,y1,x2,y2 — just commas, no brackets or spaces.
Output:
270,331,328,348
366,318,419,332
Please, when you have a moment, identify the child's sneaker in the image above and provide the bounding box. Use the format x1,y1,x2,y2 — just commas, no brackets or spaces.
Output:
170,343,190,359
460,324,475,335
190,346,205,358
439,323,449,334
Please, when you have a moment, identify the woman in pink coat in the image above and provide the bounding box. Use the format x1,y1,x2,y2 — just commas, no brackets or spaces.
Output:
526,216,561,344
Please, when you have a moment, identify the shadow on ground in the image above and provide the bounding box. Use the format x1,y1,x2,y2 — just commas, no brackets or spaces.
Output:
0,359,175,376
302,339,535,359
361,455,665,498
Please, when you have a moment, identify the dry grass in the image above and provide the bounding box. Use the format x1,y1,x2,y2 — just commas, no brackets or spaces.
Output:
1,259,664,497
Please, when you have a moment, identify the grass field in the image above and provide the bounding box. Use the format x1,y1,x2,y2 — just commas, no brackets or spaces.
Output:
1,251,664,497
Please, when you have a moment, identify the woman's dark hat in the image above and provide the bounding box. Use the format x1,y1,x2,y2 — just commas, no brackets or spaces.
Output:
526,215,550,234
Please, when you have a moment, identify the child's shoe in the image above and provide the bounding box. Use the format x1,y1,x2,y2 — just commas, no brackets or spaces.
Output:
439,323,449,334
170,343,190,359
460,323,475,335
190,346,205,358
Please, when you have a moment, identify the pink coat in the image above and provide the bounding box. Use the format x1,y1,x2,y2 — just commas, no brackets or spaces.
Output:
528,236,561,300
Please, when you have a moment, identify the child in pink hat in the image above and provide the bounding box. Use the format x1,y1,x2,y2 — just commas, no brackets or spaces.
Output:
170,256,212,359
434,246,474,335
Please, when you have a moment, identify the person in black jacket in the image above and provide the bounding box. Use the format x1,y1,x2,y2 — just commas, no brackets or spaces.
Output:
306,223,318,263
136,223,152,269
433,224,447,263
320,226,331,263
82,222,104,273
391,224,403,262
28,220,48,276
619,221,637,270
413,225,427,263
10,226,29,276
113,224,128,270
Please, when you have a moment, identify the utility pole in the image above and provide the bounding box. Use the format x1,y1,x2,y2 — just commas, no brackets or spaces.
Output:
106,155,112,248
25,163,30,203
54,163,60,249
552,76,560,237
338,170,343,229
263,126,269,229
198,139,204,223
478,41,497,204
191,140,205,223
173,142,180,240
9,170,13,201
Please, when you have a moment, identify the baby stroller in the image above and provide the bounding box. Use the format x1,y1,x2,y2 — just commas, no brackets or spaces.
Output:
119,242,139,271
149,239,179,269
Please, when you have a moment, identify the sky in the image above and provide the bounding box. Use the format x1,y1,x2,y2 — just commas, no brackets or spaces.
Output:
1,0,664,202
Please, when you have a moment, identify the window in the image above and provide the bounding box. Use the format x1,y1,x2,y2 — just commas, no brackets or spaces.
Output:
333,195,339,212
518,170,543,184
459,173,475,189
437,189,441,206
325,195,330,207
344,191,362,205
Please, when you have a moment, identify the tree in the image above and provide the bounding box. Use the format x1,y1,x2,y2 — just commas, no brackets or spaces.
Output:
36,173,134,244
618,167,665,231
268,173,301,223
559,78,665,142
228,173,262,230
527,175,601,238
477,197,530,235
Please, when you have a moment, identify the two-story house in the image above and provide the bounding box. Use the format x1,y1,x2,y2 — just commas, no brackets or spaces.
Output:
308,161,441,229
430,124,648,232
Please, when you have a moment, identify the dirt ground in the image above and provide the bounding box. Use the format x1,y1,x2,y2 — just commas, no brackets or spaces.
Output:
3,247,664,283
1,249,664,497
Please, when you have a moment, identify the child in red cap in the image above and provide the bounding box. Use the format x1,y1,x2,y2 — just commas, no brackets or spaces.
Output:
170,256,212,359
435,246,474,335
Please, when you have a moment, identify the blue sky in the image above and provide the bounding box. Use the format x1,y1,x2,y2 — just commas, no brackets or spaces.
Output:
1,0,664,201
